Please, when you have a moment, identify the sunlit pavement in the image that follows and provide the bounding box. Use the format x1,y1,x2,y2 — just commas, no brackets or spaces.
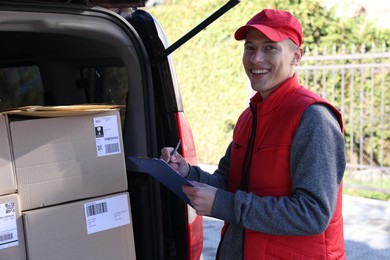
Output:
342,195,390,259
199,164,390,260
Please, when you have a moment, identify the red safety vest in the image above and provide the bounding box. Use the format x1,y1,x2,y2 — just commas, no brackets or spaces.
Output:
226,75,345,259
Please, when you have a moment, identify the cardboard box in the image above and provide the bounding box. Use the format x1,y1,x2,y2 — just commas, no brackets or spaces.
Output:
0,115,17,196
0,193,26,260
9,110,127,210
23,192,136,260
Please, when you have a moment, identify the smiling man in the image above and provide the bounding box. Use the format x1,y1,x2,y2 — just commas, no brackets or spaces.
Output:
161,9,346,259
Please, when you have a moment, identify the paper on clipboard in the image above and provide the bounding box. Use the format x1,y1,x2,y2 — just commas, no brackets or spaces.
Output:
127,156,193,205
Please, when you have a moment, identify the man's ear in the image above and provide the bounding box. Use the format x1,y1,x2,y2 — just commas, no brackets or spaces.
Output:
291,47,303,65
290,58,297,65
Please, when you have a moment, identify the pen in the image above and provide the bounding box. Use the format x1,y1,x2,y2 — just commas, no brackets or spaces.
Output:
171,139,181,156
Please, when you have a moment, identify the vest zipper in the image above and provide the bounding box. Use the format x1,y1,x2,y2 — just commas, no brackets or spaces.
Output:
240,102,257,191
239,102,257,259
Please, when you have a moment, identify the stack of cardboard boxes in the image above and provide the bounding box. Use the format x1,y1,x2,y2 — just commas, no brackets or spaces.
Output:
0,114,25,260
0,107,136,260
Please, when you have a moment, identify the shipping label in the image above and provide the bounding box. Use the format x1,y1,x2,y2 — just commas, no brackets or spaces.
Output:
84,194,130,234
0,201,18,250
93,115,121,157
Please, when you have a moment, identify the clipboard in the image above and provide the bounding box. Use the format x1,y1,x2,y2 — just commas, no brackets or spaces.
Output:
127,156,193,205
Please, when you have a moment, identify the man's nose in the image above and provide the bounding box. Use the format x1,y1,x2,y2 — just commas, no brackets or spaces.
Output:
251,50,265,63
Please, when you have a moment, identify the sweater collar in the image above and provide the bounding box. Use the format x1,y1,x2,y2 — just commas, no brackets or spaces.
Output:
250,74,300,115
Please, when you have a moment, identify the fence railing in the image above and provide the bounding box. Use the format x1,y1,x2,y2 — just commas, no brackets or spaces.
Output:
296,43,390,193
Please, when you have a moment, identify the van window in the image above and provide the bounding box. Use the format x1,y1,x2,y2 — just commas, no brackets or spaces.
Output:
0,65,128,111
81,67,128,105
0,65,44,110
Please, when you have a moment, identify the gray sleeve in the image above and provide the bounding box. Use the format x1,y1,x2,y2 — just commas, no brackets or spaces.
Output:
211,104,346,236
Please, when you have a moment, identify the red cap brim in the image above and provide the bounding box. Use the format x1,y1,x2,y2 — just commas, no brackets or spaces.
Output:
234,24,290,42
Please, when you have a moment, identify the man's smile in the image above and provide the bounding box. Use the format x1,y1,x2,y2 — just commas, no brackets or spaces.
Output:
251,69,270,75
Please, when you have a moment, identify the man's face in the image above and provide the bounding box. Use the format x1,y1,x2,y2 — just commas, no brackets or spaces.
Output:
242,29,301,100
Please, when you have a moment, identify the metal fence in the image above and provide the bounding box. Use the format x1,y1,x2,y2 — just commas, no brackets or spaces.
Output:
296,43,390,193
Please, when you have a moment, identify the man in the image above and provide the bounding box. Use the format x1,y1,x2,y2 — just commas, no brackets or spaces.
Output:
161,9,346,259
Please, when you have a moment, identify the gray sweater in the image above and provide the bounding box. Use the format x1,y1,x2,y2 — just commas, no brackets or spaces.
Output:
186,104,346,259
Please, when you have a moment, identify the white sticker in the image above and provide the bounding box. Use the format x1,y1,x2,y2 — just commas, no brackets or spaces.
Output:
84,194,130,235
0,202,18,249
93,115,121,157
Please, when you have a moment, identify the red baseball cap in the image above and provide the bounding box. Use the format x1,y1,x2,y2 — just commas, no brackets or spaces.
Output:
234,9,303,47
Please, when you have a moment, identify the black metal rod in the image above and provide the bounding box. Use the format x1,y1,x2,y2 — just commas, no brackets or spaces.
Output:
152,0,240,65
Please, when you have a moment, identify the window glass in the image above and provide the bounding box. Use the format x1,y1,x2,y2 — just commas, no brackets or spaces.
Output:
82,66,128,105
0,66,44,110
0,65,128,111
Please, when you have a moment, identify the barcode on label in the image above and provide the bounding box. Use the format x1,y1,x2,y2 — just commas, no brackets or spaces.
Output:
0,233,13,242
86,202,108,217
105,143,119,154
105,137,119,141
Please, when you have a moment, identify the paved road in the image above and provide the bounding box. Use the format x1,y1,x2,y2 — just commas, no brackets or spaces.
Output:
199,165,390,259
202,195,390,259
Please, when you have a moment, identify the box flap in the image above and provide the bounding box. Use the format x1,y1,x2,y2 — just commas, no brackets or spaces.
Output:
1,104,124,117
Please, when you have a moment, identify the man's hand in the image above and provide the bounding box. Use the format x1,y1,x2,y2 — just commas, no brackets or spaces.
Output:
183,181,217,216
160,147,190,177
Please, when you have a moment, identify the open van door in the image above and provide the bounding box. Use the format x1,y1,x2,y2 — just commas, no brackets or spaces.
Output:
0,0,240,259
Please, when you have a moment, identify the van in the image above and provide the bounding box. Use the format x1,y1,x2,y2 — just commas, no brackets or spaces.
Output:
0,0,229,259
